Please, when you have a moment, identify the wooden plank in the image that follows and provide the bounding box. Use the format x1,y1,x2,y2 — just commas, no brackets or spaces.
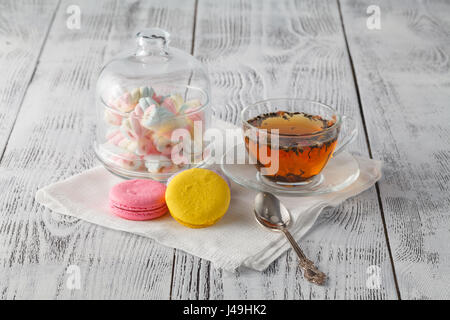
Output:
340,0,450,299
171,0,398,300
0,0,196,299
0,0,59,157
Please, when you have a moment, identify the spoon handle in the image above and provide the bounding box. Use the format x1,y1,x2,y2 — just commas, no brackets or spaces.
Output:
282,229,327,285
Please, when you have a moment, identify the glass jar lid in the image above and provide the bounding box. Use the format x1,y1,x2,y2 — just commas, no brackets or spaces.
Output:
97,28,210,112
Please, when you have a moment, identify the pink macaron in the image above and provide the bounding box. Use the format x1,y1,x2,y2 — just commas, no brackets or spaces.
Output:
109,179,168,221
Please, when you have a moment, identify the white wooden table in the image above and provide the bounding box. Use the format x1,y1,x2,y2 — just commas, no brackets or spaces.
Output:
0,0,449,300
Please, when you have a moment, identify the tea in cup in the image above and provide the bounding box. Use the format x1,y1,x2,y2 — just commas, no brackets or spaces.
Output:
242,99,357,187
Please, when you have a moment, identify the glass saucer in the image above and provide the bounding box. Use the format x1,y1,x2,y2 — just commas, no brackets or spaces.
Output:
220,145,360,196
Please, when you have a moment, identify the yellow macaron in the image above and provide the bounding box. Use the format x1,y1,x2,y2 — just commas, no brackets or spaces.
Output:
166,168,231,228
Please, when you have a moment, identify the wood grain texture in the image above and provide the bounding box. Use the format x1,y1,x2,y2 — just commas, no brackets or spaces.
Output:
0,0,195,299
0,0,59,157
6,0,448,300
340,0,450,299
170,0,398,300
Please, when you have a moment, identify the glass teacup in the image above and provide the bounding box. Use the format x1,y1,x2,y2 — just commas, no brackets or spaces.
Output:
241,98,357,187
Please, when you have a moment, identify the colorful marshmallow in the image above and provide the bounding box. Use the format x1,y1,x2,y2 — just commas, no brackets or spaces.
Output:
111,153,144,171
142,105,175,128
104,86,204,174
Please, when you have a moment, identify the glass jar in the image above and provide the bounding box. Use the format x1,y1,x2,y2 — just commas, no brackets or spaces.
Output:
94,28,211,181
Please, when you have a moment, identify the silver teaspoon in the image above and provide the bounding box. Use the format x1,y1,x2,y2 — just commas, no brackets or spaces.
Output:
254,192,326,285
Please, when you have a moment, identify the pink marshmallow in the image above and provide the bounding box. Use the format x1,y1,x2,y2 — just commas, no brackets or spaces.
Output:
130,117,142,137
153,93,166,105
107,130,123,145
118,92,136,113
162,98,177,114
185,107,204,123
138,134,160,156
112,153,143,171
104,110,123,126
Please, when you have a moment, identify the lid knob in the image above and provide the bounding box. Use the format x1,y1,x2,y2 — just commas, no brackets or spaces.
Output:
136,28,170,57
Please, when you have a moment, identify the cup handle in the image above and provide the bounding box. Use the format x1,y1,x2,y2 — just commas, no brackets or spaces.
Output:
333,116,358,156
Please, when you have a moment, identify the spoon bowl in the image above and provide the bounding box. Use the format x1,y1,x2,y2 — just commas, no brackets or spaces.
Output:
254,192,291,230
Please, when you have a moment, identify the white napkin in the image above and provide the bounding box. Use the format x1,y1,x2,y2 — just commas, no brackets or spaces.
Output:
35,156,381,271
